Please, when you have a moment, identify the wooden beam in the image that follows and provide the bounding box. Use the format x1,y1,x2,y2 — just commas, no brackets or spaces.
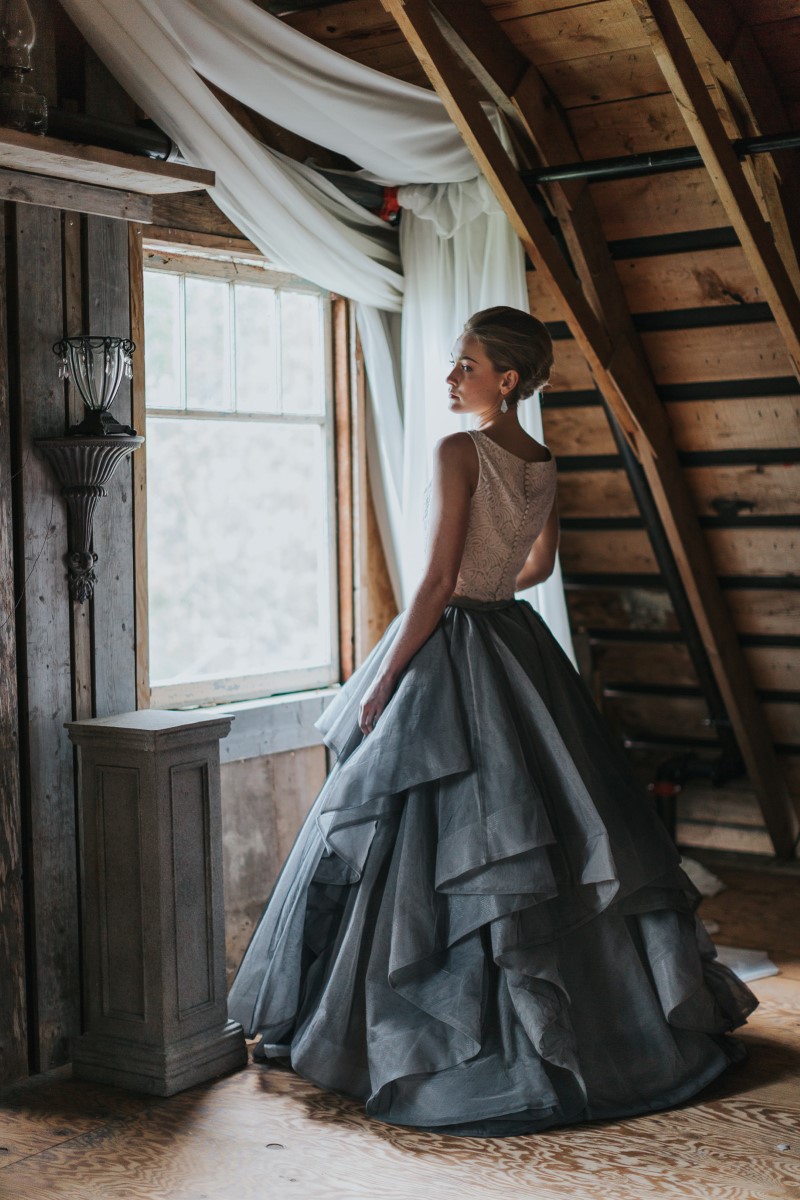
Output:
674,0,800,295
129,223,151,711
333,296,355,681
0,128,213,194
631,0,800,381
380,0,800,858
0,204,28,1085
63,212,93,724
0,166,153,222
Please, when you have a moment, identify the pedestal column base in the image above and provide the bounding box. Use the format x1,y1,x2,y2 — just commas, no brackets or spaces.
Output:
72,1019,248,1097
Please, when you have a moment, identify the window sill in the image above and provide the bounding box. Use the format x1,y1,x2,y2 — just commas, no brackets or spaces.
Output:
206,686,340,763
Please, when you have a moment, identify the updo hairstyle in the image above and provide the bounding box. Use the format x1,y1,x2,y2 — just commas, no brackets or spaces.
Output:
462,306,553,407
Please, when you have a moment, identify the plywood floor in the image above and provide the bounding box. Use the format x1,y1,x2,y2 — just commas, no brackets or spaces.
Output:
1,865,799,1200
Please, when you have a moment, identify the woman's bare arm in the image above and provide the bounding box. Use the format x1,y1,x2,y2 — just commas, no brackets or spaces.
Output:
514,495,560,591
358,433,476,735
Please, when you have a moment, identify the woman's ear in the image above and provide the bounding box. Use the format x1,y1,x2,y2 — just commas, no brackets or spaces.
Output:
501,369,519,395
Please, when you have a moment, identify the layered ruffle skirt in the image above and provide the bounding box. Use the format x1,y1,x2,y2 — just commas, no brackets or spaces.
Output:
227,598,758,1136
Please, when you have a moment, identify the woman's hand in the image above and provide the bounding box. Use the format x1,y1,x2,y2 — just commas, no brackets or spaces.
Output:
358,672,397,736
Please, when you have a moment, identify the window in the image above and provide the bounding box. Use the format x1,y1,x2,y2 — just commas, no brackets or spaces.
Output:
142,248,338,707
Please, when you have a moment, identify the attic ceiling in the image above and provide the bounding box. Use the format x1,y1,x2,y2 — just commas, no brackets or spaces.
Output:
243,0,800,856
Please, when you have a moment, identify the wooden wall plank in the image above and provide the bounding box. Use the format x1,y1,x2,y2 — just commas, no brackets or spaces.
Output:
545,396,800,456
531,248,764,322
665,396,800,452
606,692,799,745
502,0,650,66
640,323,793,383
333,296,355,680
150,193,245,241
751,15,800,80
590,171,727,239
676,820,775,855
566,583,800,637
566,584,679,632
561,526,798,576
84,216,136,719
220,747,326,988
543,405,616,456
562,464,800,520
551,323,793,393
538,45,666,108
62,213,92,725
14,204,79,1070
128,225,149,711
558,470,639,517
726,588,800,636
613,247,763,312
684,464,800,517
595,641,800,692
560,528,658,574
548,339,595,391
706,527,798,577
0,205,28,1084
568,91,690,158
676,782,768,829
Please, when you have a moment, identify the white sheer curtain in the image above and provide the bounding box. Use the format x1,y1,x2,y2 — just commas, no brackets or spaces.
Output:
394,178,576,661
61,0,575,660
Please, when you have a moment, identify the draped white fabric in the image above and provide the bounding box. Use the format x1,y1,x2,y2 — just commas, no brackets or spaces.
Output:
59,0,406,309
60,0,575,661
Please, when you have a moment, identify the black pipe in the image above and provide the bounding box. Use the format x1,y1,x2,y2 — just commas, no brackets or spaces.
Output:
521,130,800,187
47,109,179,162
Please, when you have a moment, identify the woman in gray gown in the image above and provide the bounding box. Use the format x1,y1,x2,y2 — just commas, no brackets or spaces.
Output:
228,306,757,1136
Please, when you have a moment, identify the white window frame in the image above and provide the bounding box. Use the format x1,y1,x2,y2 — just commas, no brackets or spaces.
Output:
141,244,340,709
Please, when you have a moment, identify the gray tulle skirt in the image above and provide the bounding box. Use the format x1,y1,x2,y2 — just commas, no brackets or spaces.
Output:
227,598,758,1136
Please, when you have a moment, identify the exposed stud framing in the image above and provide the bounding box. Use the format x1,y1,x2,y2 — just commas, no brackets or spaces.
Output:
381,0,799,857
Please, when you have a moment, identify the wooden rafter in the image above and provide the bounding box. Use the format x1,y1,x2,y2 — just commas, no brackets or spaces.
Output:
631,0,800,381
674,0,800,297
379,0,800,858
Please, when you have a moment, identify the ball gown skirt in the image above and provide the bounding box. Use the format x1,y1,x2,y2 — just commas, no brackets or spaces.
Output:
227,597,758,1137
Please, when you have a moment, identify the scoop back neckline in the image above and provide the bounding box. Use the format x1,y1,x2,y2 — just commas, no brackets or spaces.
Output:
473,428,553,465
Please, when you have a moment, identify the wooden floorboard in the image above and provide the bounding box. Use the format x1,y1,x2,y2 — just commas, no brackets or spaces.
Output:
1,868,799,1200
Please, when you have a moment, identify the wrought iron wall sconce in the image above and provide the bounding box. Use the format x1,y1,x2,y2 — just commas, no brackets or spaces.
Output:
36,336,143,603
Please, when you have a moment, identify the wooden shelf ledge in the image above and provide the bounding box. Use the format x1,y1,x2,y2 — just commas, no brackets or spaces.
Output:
0,126,214,195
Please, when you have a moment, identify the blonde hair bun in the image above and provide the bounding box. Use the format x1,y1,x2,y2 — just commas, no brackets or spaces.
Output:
462,306,553,406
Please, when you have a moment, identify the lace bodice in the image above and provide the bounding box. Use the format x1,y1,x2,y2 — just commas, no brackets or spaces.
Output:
424,429,558,602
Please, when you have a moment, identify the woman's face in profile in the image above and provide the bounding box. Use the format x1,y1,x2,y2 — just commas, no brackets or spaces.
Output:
446,335,514,417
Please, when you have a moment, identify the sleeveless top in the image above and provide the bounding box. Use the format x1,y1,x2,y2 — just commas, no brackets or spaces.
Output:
424,428,558,603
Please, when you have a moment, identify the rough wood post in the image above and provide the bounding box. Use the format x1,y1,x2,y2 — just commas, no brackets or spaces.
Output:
66,709,247,1095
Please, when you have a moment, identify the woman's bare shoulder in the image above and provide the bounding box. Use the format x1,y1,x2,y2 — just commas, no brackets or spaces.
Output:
433,432,479,488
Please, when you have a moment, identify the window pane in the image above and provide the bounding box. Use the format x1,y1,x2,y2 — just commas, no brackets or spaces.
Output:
143,271,181,409
146,417,332,688
279,290,324,414
185,276,230,411
234,284,278,413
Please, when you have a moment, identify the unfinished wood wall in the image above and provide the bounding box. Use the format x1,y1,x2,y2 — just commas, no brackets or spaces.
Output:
0,1,140,1079
283,0,800,855
0,9,398,1078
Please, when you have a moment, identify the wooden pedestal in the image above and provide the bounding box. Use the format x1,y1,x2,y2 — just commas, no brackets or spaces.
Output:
66,709,247,1095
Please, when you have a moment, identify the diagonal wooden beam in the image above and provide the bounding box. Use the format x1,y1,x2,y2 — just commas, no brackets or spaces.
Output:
379,0,799,857
674,0,800,298
631,0,800,381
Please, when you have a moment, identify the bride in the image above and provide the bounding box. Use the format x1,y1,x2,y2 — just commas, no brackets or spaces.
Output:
228,306,757,1137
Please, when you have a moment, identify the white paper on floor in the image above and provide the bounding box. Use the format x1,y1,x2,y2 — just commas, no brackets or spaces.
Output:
712,944,780,982
680,855,726,897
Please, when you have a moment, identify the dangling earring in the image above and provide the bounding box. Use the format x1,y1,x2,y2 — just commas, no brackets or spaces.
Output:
499,393,508,414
